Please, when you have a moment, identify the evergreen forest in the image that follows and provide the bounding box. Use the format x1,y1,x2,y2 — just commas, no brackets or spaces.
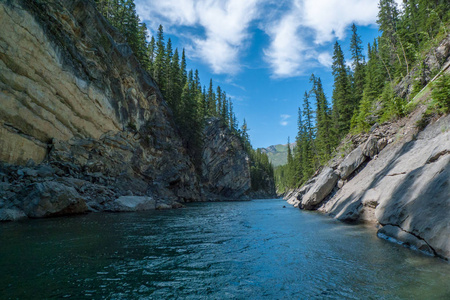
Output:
275,0,450,193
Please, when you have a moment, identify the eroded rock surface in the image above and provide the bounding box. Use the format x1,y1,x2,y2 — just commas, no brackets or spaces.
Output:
201,118,251,200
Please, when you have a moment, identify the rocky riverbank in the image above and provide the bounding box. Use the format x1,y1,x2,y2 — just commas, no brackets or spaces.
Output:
285,32,450,260
286,105,450,260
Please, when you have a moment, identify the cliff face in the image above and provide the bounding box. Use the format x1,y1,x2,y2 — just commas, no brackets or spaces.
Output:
0,0,255,220
201,118,251,200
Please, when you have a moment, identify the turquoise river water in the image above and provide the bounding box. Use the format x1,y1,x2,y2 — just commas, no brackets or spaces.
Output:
1,199,449,299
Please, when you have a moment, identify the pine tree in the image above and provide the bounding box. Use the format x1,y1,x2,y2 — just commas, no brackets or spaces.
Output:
216,86,223,117
221,92,229,124
154,25,166,93
147,36,156,74
169,48,181,115
350,24,366,106
311,75,334,161
332,41,353,136
301,91,315,178
164,38,174,106
206,79,216,116
180,49,187,87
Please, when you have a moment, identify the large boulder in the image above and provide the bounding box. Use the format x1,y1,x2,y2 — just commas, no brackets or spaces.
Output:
15,182,88,218
318,114,450,259
301,167,339,210
111,196,156,212
375,154,450,259
337,146,366,179
362,135,378,158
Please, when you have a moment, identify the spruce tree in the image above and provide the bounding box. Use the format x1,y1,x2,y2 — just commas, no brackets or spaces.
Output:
350,24,366,106
331,41,353,136
311,75,334,161
147,36,156,74
154,25,166,93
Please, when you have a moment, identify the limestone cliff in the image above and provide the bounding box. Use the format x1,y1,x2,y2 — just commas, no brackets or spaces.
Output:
201,118,251,200
285,35,450,260
0,0,252,220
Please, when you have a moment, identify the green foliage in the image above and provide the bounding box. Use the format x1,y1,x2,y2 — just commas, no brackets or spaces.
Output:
379,83,406,122
430,73,450,113
332,42,354,136
249,149,274,192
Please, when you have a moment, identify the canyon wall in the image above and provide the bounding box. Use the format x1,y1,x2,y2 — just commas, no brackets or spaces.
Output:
0,0,251,220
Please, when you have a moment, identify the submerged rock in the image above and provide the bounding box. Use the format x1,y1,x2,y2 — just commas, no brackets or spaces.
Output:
0,208,27,221
112,196,156,212
377,225,434,256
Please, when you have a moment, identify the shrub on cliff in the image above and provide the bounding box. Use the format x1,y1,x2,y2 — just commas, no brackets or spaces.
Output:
431,73,450,114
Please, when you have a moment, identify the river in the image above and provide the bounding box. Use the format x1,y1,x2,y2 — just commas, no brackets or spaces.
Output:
1,199,449,299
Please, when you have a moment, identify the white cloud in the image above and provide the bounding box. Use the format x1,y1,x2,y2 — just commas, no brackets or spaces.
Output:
317,52,333,68
280,114,291,126
263,1,308,77
136,0,260,74
301,0,379,44
263,0,389,77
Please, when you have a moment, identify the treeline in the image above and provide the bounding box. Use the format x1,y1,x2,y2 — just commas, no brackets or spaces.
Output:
276,0,450,192
94,0,274,190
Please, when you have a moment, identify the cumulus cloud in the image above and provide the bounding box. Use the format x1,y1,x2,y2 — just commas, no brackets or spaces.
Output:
263,1,308,77
280,114,291,126
263,0,394,77
317,52,333,68
301,0,380,44
136,0,260,74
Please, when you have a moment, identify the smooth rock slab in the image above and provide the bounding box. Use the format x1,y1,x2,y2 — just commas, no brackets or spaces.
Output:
301,167,339,210
113,196,156,212
337,146,366,179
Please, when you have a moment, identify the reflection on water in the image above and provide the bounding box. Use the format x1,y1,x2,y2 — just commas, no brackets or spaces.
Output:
1,199,449,299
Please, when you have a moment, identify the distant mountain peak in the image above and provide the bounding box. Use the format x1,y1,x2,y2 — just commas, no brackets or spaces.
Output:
259,143,295,167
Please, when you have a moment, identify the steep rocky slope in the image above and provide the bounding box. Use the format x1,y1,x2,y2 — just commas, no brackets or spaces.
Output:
285,35,450,260
0,0,251,220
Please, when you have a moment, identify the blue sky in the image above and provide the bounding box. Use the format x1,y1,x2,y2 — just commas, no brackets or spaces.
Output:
135,0,402,149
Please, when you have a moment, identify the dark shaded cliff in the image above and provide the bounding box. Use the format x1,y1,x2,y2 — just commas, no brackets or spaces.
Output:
201,118,251,201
